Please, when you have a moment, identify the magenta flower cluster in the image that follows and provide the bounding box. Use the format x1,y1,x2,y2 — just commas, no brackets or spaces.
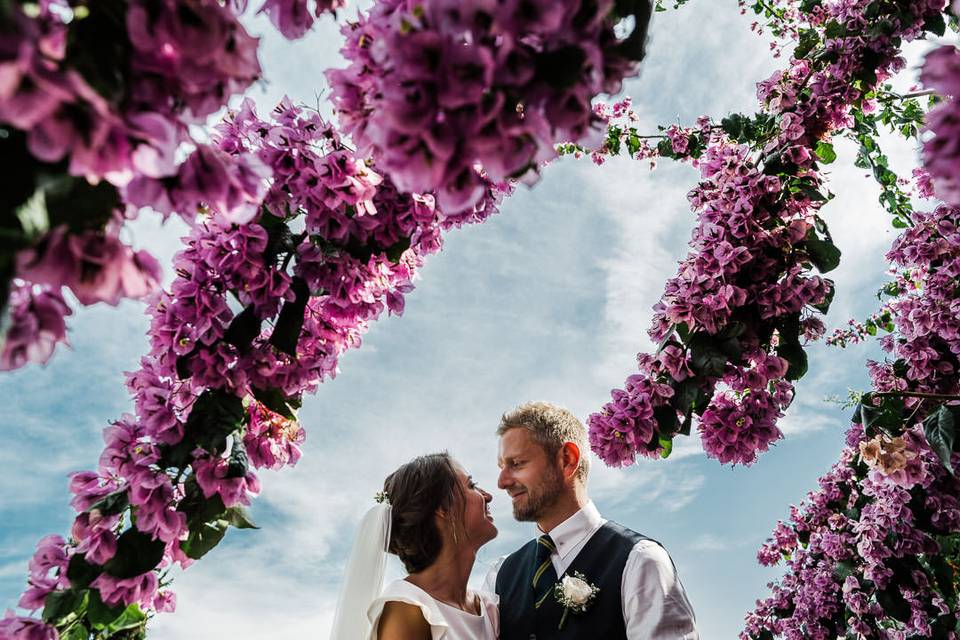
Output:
0,286,71,372
326,0,645,213
921,44,960,206
257,0,345,39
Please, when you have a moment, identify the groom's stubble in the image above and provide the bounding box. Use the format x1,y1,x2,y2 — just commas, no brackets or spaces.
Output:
512,462,564,522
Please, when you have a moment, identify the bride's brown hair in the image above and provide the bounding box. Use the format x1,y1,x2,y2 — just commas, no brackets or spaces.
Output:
383,452,465,573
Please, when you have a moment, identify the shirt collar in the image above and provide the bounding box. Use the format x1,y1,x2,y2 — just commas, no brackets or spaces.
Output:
538,501,604,561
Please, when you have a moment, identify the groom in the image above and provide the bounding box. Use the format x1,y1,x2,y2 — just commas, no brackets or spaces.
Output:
484,402,699,639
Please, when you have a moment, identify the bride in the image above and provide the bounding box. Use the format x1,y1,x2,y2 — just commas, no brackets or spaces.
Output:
330,452,500,639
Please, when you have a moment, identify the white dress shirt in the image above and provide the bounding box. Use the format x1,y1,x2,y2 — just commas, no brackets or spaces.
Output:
482,502,699,640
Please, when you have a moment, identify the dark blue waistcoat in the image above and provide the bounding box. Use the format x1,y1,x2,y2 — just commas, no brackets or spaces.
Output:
495,521,649,640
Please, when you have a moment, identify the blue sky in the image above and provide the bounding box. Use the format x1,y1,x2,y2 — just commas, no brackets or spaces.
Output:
0,3,939,638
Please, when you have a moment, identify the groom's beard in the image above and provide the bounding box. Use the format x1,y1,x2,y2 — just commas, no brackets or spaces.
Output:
512,465,564,522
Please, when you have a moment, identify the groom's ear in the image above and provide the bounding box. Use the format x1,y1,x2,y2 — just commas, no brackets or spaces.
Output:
558,441,582,482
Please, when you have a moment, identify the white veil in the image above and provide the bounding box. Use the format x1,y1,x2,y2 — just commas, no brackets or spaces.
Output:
329,502,393,640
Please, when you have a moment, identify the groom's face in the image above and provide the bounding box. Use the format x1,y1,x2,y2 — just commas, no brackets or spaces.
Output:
497,428,564,522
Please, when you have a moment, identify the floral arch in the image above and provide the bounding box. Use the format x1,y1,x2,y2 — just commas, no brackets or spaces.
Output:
2,0,960,638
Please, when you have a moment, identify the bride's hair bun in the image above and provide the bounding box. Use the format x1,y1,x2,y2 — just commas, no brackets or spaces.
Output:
383,452,464,573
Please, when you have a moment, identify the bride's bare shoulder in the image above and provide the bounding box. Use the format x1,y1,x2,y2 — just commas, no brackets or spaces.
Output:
376,600,432,640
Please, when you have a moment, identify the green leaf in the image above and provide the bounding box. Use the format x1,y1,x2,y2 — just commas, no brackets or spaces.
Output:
891,216,910,229
720,113,749,141
181,390,245,455
103,529,165,579
793,28,820,59
15,188,49,239
832,560,856,581
930,553,957,602
180,519,230,560
67,553,102,589
924,12,947,37
823,19,846,38
87,589,126,630
225,442,249,478
536,45,588,89
679,407,693,436
105,604,147,634
385,237,412,263
65,0,130,104
931,613,957,640
717,335,743,361
814,141,837,164
658,436,673,459
653,404,679,436
877,585,912,623
227,506,259,530
175,347,197,380
62,625,88,640
775,340,808,381
613,0,653,61
178,479,227,528
43,176,120,233
673,378,705,414
793,182,828,202
0,128,45,243
222,304,263,353
42,588,86,623
657,138,676,159
923,405,957,475
262,216,296,264
803,235,842,273
688,333,728,377
810,280,835,314
251,386,301,420
87,489,129,517
851,400,864,425
857,394,905,435
269,277,310,357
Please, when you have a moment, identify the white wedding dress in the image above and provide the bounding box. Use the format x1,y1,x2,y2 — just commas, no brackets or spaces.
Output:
367,579,499,640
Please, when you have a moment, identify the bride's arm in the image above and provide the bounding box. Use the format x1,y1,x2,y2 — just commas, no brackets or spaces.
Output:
375,601,432,640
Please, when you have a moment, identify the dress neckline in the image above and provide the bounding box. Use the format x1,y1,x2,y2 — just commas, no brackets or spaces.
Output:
403,580,484,619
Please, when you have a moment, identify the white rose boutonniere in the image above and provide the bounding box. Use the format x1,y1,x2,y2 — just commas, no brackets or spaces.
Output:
553,572,600,629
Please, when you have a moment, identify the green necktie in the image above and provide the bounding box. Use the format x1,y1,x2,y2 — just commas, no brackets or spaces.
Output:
532,534,558,609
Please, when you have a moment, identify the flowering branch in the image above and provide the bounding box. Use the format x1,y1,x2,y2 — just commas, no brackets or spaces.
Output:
4,97,512,638
588,0,947,468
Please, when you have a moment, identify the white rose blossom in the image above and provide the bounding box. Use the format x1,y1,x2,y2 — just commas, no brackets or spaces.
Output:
561,575,594,605
553,571,600,628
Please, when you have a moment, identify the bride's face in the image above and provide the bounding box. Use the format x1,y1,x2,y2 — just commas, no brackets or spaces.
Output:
450,461,498,547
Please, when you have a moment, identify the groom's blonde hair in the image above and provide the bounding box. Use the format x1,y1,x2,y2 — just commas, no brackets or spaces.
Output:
498,401,590,481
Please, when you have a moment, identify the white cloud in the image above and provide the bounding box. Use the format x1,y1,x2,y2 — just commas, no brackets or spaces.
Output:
688,534,728,553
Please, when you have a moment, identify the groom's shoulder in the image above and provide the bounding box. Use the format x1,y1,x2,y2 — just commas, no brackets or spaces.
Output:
598,520,658,547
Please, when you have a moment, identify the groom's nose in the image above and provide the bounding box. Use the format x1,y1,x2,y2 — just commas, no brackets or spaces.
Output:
497,467,512,490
